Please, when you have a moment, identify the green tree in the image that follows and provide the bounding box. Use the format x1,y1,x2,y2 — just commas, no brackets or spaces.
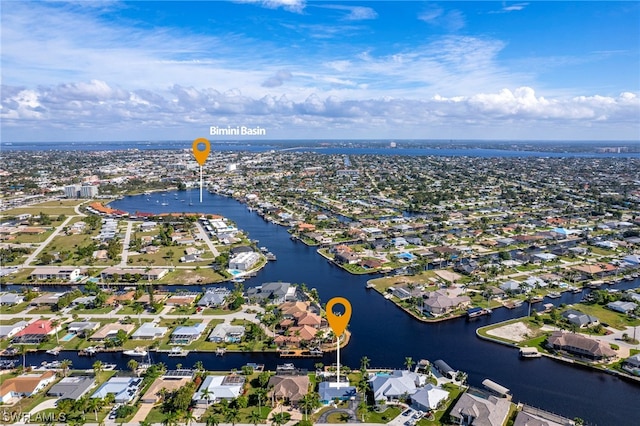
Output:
224,408,240,426
248,410,261,426
93,360,104,376
127,359,139,375
404,356,414,371
60,359,72,377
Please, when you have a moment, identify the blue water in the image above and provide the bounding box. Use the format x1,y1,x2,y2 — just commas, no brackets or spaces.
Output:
9,190,639,425
3,140,640,158
60,333,75,342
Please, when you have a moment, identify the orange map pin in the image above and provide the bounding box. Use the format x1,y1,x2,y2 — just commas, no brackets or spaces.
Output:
192,138,210,166
326,297,352,337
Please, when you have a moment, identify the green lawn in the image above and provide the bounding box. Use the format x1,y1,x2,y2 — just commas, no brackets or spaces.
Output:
572,303,640,330
0,302,32,315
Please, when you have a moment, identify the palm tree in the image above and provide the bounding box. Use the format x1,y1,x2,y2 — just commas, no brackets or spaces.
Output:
133,303,145,324
224,408,240,426
360,356,370,372
255,387,268,413
127,359,139,376
92,360,104,376
270,412,290,426
404,356,414,371
87,397,101,421
60,359,72,377
205,415,220,426
248,410,261,426
184,410,197,426
200,387,214,407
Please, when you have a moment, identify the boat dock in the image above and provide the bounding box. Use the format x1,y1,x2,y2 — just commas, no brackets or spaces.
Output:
278,349,324,358
519,347,542,358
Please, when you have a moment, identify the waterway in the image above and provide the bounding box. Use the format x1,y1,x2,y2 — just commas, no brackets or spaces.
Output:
15,190,640,425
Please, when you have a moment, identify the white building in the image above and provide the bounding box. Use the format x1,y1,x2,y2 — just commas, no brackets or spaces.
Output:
229,252,260,271
80,184,98,198
64,184,81,199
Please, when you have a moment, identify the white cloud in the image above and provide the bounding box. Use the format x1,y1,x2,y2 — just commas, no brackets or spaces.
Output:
236,0,306,13
418,6,465,31
316,4,378,21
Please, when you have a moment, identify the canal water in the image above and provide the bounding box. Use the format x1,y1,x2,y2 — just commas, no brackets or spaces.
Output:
18,190,640,424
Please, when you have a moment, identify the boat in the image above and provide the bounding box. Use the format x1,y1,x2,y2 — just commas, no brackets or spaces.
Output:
216,348,226,356
46,346,62,356
0,347,19,357
161,202,169,206
365,281,375,289
547,292,561,299
231,277,245,283
528,295,543,303
79,347,98,356
466,307,490,318
570,286,582,293
168,347,189,357
519,347,542,358
260,246,269,253
123,347,148,357
266,252,277,261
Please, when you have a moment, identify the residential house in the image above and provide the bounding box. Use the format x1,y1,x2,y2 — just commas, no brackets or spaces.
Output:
12,319,58,344
193,375,245,405
499,280,523,294
48,376,96,400
546,331,616,360
0,321,28,339
0,293,24,305
622,354,640,376
606,301,638,314
513,410,576,426
165,294,198,306
0,371,57,403
410,384,449,411
198,288,230,307
29,267,80,281
449,391,511,426
91,377,143,403
30,292,66,306
247,282,297,304
268,375,310,406
208,324,246,343
170,322,206,345
67,321,100,336
370,370,426,402
89,323,135,341
561,310,599,328
141,375,192,404
318,381,357,405
131,322,168,340
422,291,471,316
229,251,260,271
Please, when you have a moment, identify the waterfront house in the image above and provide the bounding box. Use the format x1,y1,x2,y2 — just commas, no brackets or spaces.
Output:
449,391,511,426
170,322,206,345
247,282,297,304
229,251,260,271
67,321,100,336
71,295,97,308
268,375,310,406
30,292,66,306
546,331,616,361
193,374,245,405
499,280,523,294
165,294,197,306
105,291,136,306
422,290,471,316
561,310,599,328
91,377,142,403
208,324,246,343
141,374,192,404
318,381,357,405
29,267,80,281
48,376,95,400
198,288,230,307
410,384,449,411
131,322,168,340
0,293,24,305
12,319,58,344
89,323,135,341
622,354,640,376
0,371,56,403
0,321,28,339
513,409,576,426
370,370,425,402
606,301,638,314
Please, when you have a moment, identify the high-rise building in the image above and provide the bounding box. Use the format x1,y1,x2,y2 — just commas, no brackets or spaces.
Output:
64,184,81,199
80,184,98,198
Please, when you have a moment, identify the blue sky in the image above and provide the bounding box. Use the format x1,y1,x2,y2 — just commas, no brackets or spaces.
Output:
1,0,639,141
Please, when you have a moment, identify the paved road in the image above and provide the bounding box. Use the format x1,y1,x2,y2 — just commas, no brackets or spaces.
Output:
119,221,134,267
195,221,220,258
22,215,76,266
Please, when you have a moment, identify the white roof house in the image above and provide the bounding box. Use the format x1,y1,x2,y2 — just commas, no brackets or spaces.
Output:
370,370,426,401
131,322,168,340
193,375,245,404
410,384,449,411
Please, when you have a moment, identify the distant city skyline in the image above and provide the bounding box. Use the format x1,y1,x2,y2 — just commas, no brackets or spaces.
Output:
1,0,639,142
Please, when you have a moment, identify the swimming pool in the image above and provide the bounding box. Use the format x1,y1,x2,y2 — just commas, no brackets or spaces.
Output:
228,269,243,276
60,333,75,342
